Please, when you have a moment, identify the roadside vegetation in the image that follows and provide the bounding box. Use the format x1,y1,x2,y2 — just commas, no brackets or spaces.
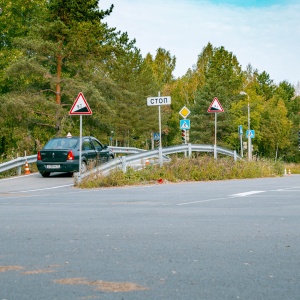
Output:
286,163,300,174
78,155,286,188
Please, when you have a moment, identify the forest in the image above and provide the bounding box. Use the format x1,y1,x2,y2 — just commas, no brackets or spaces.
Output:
1,0,300,162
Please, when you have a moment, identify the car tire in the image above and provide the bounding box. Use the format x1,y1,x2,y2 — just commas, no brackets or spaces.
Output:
40,171,50,177
81,161,87,173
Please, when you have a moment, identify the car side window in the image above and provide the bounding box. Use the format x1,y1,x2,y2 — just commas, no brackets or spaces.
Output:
82,139,93,151
92,139,103,151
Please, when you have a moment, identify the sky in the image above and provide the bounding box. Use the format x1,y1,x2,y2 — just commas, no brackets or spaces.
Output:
100,0,300,85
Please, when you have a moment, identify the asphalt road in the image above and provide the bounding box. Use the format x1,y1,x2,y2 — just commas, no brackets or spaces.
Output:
0,173,300,299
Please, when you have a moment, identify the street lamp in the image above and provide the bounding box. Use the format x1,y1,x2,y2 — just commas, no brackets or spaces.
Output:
240,91,252,161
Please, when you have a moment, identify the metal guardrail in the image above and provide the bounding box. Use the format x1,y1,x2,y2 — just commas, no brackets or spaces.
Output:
0,144,239,178
74,144,240,184
108,146,146,154
0,155,37,175
0,147,144,175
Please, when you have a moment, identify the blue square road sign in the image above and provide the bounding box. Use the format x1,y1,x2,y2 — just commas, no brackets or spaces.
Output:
180,119,190,130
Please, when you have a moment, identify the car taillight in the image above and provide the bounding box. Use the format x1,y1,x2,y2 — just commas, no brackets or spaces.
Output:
67,150,74,160
37,151,42,161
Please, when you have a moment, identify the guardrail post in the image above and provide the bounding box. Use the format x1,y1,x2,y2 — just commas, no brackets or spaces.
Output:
73,172,81,185
122,156,127,173
17,165,21,175
159,147,163,167
234,150,237,161
188,143,192,157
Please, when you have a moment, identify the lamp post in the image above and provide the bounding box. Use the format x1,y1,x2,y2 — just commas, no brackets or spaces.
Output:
240,91,252,161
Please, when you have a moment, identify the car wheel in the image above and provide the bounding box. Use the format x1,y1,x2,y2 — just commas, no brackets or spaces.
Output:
40,171,50,177
81,161,87,173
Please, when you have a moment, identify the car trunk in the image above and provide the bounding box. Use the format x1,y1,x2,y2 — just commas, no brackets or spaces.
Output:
39,150,71,162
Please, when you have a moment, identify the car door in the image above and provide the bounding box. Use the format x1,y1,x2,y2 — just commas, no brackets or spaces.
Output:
91,138,109,163
82,138,97,165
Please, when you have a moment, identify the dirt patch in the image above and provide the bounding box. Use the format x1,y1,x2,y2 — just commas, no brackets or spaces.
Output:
22,264,61,275
0,264,62,275
54,277,148,292
22,269,55,275
0,265,24,273
54,278,89,285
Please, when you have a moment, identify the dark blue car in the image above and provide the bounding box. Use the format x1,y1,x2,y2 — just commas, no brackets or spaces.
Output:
37,136,114,177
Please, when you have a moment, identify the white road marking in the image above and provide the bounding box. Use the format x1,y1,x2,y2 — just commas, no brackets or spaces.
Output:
0,173,36,181
177,197,229,206
177,190,265,206
8,184,73,194
230,191,265,197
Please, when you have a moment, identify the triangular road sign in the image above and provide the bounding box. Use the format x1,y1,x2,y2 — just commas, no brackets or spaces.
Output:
207,97,224,113
69,92,92,115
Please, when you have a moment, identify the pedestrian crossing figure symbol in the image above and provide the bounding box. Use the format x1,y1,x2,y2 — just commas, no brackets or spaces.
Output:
180,119,190,130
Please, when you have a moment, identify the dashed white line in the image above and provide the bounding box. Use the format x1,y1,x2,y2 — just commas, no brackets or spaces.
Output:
8,184,73,194
177,197,230,206
230,191,265,197
177,190,265,206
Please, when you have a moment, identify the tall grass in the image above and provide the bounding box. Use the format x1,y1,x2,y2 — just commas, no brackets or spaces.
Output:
284,163,300,174
78,155,285,188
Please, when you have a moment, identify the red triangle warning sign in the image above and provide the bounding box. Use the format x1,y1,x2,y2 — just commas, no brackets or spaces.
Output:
207,97,224,113
69,92,92,115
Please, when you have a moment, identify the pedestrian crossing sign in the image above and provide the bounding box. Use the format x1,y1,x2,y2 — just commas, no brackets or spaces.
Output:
246,130,255,138
180,119,190,130
153,132,160,141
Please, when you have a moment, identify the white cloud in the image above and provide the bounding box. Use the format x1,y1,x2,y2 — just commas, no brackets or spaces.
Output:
100,0,300,85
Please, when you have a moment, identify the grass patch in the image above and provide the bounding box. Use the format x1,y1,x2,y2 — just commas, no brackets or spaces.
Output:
284,163,300,174
78,156,286,188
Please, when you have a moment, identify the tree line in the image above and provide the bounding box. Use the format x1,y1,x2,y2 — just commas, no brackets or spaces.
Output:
1,0,300,162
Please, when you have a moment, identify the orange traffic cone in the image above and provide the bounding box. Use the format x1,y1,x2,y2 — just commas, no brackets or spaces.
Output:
288,169,291,175
25,161,30,175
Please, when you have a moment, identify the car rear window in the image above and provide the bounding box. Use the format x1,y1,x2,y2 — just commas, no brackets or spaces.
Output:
44,138,78,149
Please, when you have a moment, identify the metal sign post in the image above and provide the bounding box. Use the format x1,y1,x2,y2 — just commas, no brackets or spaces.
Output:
158,94,163,166
79,115,82,177
147,93,171,167
69,92,92,179
214,113,217,159
179,106,191,148
207,97,224,159
179,119,191,145
239,125,243,158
